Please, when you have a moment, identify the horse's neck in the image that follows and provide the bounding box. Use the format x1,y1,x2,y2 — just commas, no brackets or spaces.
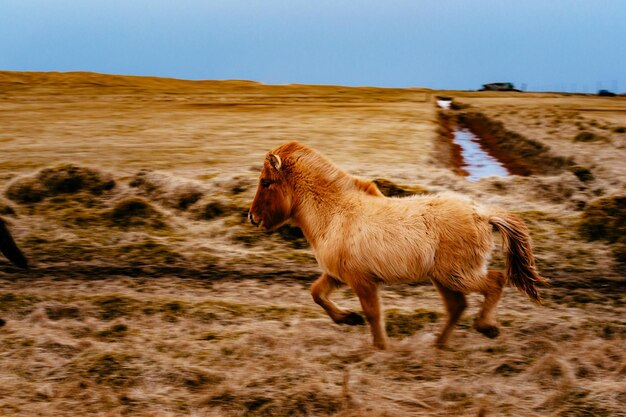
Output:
291,172,354,246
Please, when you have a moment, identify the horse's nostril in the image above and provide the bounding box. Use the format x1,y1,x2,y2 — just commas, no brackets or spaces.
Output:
249,211,259,226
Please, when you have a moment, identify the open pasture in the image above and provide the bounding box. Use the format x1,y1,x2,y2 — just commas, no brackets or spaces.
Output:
1,72,624,416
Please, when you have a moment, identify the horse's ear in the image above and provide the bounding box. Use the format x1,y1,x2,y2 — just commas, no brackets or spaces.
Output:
268,153,282,171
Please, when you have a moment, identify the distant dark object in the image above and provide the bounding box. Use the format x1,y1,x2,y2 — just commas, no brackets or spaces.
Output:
0,218,28,268
598,90,616,97
480,82,521,92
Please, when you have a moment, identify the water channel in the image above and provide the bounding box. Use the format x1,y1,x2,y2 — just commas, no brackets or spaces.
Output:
437,99,510,181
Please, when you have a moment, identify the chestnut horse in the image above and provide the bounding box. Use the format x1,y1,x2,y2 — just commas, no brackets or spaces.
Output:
0,218,28,269
249,142,545,349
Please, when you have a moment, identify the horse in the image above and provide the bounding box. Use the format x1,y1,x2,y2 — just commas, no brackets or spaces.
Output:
248,141,546,349
0,218,28,269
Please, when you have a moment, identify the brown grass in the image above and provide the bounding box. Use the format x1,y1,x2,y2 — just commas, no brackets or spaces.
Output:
1,72,625,416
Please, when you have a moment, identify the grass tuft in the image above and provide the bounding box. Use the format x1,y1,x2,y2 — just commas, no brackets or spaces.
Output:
385,308,440,338
108,197,167,229
93,295,140,321
0,201,16,216
95,324,129,340
195,199,236,220
6,164,114,204
0,293,41,313
579,195,626,243
574,131,607,143
82,353,138,388
569,165,594,182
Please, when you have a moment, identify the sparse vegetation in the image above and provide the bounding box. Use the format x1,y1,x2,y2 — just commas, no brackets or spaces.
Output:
0,72,624,416
0,278,623,417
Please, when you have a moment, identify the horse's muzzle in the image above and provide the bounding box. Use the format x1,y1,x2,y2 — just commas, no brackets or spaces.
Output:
248,211,259,227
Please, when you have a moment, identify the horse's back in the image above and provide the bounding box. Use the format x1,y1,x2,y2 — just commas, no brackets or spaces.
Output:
319,192,493,284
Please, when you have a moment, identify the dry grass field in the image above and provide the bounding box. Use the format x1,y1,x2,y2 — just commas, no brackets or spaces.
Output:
0,72,624,416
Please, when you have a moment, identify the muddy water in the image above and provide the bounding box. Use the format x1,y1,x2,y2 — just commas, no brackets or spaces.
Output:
437,99,510,181
453,128,510,181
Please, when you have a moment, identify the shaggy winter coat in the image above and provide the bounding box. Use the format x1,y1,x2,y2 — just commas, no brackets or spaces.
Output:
249,142,545,349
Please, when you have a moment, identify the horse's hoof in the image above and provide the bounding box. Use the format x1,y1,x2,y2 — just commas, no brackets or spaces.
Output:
434,338,448,349
476,325,500,339
341,311,365,326
373,341,388,350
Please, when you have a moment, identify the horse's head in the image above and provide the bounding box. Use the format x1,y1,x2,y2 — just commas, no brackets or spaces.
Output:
249,151,294,231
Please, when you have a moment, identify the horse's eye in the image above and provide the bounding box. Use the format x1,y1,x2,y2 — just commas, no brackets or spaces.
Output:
261,179,271,188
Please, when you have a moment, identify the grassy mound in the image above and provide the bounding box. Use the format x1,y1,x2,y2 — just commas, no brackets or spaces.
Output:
579,195,626,243
579,195,626,270
108,197,167,229
6,164,115,204
129,170,204,210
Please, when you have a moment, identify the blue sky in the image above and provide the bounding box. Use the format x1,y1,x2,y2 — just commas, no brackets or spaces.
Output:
1,0,624,91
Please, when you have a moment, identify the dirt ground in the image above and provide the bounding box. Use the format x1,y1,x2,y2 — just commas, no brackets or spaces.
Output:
1,72,625,416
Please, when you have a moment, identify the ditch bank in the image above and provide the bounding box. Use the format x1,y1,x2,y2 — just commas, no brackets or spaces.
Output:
457,111,571,176
437,104,592,182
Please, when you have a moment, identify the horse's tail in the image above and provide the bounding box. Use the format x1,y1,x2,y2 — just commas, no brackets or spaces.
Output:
489,212,547,303
0,218,28,269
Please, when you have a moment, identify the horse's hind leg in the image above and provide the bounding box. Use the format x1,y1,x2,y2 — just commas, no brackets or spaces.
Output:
474,270,506,339
311,273,365,326
432,279,467,349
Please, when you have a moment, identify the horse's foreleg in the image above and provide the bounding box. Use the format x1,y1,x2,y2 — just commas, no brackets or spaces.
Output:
311,273,365,326
432,279,467,349
473,270,506,339
354,281,387,350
